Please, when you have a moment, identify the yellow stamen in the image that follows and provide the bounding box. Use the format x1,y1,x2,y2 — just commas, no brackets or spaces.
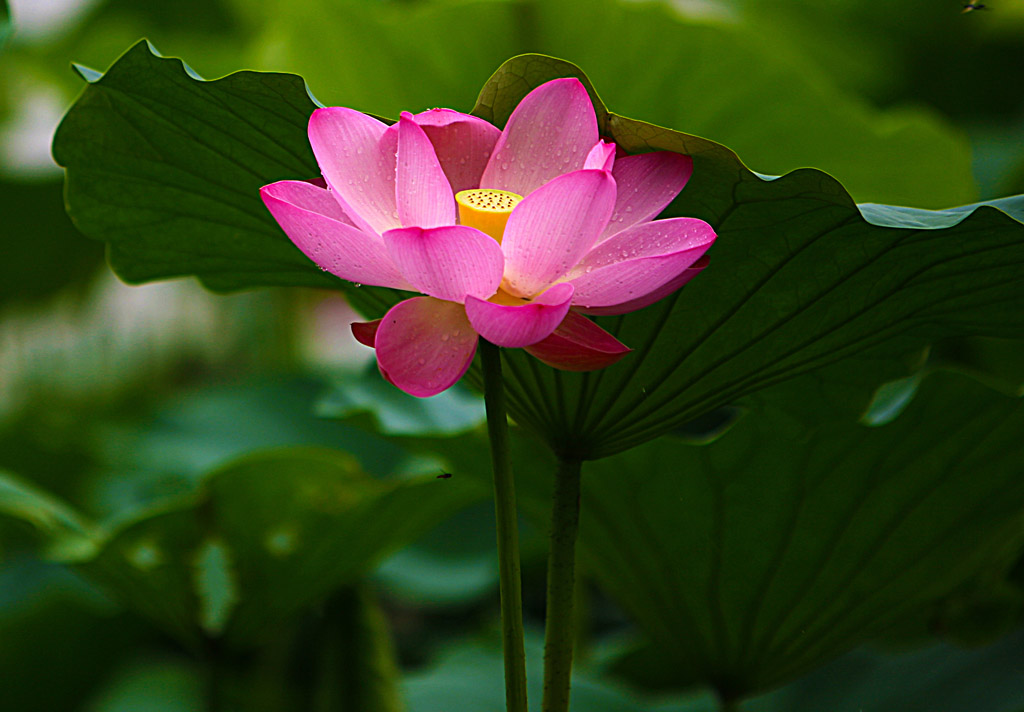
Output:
488,288,530,306
456,188,522,243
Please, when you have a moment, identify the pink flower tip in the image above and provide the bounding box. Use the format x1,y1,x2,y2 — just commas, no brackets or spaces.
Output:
351,319,381,348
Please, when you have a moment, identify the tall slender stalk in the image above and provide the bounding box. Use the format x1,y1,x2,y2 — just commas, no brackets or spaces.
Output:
542,457,583,712
479,338,529,712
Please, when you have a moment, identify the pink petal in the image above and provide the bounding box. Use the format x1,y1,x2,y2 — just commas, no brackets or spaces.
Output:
308,108,399,236
262,178,355,224
584,140,616,171
375,297,478,397
383,225,504,303
524,311,631,371
261,180,412,290
465,282,574,348
501,169,616,297
580,256,710,316
351,319,381,347
396,112,456,228
397,109,501,194
600,151,693,242
567,218,716,310
480,78,600,196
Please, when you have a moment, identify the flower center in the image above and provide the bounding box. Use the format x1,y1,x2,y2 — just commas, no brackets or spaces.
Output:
455,188,522,244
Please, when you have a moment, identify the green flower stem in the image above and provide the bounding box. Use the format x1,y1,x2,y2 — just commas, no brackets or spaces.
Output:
479,338,529,712
542,457,583,712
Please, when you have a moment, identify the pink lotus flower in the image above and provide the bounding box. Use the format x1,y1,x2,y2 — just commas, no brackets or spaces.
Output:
261,79,716,397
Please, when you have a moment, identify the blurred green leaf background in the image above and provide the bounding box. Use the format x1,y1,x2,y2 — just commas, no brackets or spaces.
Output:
2,0,1024,710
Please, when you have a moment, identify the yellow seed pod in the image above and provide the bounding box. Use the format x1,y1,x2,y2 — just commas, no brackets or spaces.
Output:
456,188,522,243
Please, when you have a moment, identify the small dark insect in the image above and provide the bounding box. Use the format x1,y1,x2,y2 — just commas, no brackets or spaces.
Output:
962,2,989,12
437,471,453,479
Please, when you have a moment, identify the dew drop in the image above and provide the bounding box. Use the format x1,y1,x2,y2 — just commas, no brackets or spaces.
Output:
418,358,427,365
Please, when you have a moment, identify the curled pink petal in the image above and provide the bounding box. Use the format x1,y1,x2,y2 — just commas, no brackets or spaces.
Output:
581,256,709,316
261,181,412,290
501,169,616,297
375,297,478,397
263,178,355,224
396,113,456,228
396,108,502,194
383,225,504,303
465,282,574,348
600,151,693,242
351,319,382,347
481,78,600,196
584,140,616,171
524,311,631,371
308,108,399,236
568,218,716,310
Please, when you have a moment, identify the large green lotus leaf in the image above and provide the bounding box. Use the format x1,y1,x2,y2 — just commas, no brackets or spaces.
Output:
745,628,1024,712
70,448,481,649
253,0,973,208
54,45,1024,458
471,55,1024,458
535,372,1024,698
51,41,335,292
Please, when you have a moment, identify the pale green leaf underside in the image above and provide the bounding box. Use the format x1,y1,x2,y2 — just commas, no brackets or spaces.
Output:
566,372,1024,697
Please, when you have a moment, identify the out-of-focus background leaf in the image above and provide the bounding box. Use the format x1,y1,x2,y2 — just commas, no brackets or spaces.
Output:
256,0,975,208
3,0,1024,709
